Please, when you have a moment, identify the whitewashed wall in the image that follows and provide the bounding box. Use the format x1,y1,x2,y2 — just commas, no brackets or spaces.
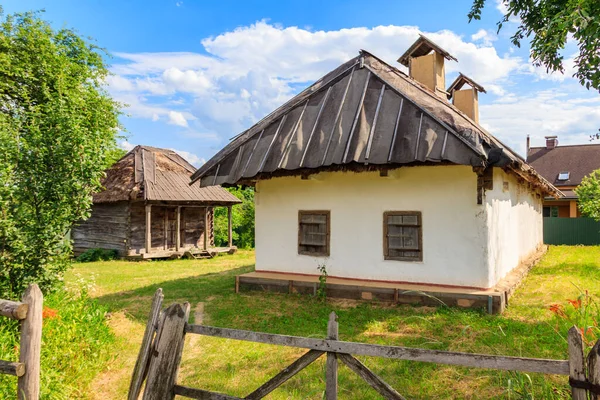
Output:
483,168,544,285
254,165,543,289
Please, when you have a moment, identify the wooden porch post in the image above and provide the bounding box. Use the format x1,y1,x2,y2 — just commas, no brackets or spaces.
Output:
145,204,152,254
228,205,233,248
204,207,209,250
163,209,168,250
176,206,181,252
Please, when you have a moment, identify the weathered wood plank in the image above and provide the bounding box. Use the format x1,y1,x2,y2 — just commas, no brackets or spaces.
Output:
568,326,587,400
326,312,338,400
186,324,570,375
145,204,152,254
588,340,600,400
338,353,405,400
18,284,43,400
0,300,28,320
245,350,324,399
142,303,190,400
128,288,164,400
173,385,243,400
0,360,25,377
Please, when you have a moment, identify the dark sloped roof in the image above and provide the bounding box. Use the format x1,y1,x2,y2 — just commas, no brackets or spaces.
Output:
447,73,486,97
527,144,600,187
191,51,560,197
93,145,241,204
397,35,458,67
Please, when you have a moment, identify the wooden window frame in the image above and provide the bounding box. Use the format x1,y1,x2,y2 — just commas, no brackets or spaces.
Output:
383,211,423,262
298,210,330,257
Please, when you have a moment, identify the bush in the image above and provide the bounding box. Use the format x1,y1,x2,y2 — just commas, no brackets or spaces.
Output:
76,248,119,263
0,287,114,399
214,187,255,249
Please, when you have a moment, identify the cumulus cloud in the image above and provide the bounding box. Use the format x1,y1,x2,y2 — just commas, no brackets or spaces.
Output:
168,111,188,127
170,149,205,166
471,29,497,46
118,140,136,151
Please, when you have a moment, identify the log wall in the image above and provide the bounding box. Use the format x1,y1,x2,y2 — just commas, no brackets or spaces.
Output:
72,202,129,256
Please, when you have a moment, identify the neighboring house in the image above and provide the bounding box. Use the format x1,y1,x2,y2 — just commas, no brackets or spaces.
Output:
73,145,241,259
527,136,600,218
190,36,560,303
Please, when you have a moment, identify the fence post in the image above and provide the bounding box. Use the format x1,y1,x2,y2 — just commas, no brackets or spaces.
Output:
18,284,43,400
142,302,190,400
588,340,600,400
326,311,338,400
568,326,587,400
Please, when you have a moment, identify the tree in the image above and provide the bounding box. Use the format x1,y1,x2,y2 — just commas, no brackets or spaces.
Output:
213,187,255,249
468,0,600,92
575,170,600,220
0,10,121,298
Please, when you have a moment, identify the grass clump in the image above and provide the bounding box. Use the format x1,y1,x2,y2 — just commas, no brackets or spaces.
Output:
0,285,114,399
76,248,119,263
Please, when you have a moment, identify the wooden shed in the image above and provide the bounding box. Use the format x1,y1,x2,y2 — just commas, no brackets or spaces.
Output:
73,145,241,259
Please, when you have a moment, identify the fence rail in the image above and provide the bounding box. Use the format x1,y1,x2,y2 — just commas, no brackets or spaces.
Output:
130,288,600,399
0,284,43,400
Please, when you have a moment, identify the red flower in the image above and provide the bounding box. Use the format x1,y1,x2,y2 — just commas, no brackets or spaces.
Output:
549,304,566,317
567,298,582,309
42,307,59,320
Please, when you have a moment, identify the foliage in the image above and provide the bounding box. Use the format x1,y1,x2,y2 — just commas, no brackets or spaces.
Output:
549,289,599,348
0,10,121,299
213,187,255,249
0,287,114,399
76,248,119,263
468,0,600,93
316,262,328,301
575,170,600,220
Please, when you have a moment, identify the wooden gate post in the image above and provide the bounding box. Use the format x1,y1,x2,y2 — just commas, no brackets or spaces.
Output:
18,284,43,400
326,311,338,400
568,326,587,400
142,302,190,400
588,340,600,400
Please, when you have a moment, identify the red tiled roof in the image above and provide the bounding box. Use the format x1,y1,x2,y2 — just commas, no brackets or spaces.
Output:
527,144,600,187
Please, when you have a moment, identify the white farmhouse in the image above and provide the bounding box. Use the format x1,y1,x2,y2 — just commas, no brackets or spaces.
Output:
191,36,561,312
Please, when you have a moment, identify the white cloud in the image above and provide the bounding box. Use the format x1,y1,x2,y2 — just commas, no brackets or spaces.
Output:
471,29,497,46
168,111,188,127
170,149,205,166
118,140,135,151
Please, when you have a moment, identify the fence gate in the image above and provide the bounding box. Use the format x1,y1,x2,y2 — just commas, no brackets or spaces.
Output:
0,284,43,400
130,289,600,400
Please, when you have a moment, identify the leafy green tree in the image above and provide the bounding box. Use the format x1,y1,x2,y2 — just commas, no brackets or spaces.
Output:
0,10,121,298
468,0,600,91
575,170,600,220
213,187,255,249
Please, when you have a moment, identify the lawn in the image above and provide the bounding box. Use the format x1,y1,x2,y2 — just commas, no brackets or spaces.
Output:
68,246,600,399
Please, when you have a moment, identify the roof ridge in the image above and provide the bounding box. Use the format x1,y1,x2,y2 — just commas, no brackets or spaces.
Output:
530,143,600,149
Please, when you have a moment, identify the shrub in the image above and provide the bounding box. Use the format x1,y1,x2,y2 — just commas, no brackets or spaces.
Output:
76,248,119,263
549,289,599,348
0,287,114,398
214,187,255,249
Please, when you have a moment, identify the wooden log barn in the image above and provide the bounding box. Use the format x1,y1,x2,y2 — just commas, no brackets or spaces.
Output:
72,145,241,259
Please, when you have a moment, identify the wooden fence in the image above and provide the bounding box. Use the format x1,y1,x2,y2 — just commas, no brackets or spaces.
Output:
0,284,43,400
130,289,600,399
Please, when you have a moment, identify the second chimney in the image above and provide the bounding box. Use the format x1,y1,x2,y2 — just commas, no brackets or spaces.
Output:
447,73,486,124
398,35,457,98
545,136,558,150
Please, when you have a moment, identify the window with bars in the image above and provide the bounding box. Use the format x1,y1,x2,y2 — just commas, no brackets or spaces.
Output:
298,211,330,256
384,211,422,261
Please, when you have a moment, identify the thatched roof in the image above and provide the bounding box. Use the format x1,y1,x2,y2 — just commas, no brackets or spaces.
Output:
190,49,561,198
93,145,241,205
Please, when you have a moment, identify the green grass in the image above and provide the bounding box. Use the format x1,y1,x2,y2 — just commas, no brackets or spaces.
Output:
68,246,600,399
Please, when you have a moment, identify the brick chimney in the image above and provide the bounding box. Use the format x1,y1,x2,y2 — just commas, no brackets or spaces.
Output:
447,73,486,124
398,35,457,98
545,136,558,150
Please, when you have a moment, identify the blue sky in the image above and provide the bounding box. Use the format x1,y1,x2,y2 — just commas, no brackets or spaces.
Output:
5,0,600,165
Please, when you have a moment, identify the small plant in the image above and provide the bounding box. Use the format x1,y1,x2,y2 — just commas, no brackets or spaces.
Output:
548,288,599,348
76,248,119,263
316,262,328,301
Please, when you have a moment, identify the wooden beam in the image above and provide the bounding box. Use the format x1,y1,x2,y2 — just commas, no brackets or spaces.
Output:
18,284,43,400
227,205,233,248
568,326,587,400
145,204,152,254
326,312,339,400
186,324,570,375
0,360,25,377
588,340,600,400
338,353,405,400
245,350,324,399
176,206,181,252
128,288,164,400
163,208,168,250
173,385,242,400
0,300,28,320
204,207,209,250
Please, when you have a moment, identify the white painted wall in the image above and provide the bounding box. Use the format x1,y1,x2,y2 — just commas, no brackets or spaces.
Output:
484,168,544,284
254,165,543,289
